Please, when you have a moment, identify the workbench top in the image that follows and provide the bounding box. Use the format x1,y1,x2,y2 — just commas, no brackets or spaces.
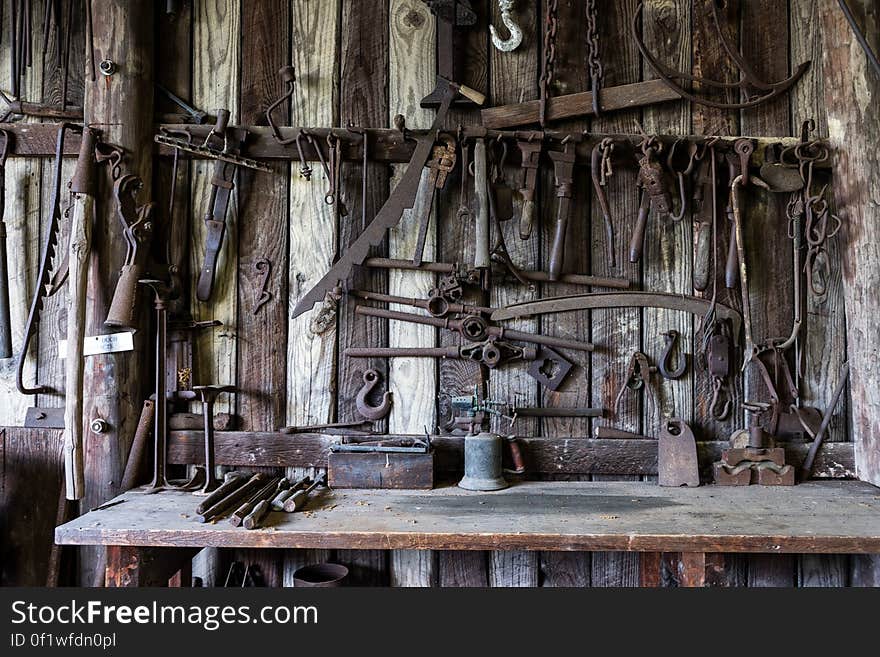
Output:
55,480,880,554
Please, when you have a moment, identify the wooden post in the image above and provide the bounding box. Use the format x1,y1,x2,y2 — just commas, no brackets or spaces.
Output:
821,0,880,486
81,0,154,586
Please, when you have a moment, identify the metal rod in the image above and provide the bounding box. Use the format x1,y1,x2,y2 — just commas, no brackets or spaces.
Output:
800,362,849,481
838,0,880,79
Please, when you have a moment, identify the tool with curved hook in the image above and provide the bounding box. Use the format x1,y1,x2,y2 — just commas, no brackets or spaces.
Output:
490,0,523,52
590,138,616,268
666,139,698,222
659,330,687,379
355,369,393,421
632,1,809,110
265,66,298,145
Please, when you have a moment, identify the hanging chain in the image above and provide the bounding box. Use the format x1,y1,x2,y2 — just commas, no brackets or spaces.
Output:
585,0,603,116
539,0,559,127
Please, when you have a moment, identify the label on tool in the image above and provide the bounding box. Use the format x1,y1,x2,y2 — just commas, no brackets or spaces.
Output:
58,332,135,359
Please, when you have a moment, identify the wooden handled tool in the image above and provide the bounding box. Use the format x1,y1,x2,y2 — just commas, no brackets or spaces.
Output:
472,138,490,269
62,127,99,500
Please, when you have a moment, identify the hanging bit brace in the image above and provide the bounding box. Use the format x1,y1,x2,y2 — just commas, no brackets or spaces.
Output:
632,1,809,110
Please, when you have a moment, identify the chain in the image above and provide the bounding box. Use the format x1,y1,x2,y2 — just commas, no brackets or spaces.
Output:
585,0,603,115
539,0,559,127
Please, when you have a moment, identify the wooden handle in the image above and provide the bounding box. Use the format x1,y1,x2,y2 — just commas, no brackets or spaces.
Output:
458,84,486,106
692,222,712,292
472,139,490,269
63,194,93,500
519,199,535,240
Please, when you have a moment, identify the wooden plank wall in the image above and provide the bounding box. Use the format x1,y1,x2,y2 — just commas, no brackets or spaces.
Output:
0,0,870,586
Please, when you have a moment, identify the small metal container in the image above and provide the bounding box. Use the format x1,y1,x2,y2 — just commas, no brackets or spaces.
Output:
292,563,349,587
458,431,508,491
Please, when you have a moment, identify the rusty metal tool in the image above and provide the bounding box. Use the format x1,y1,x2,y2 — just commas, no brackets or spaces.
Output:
838,0,880,79
511,406,603,419
420,1,480,108
197,473,268,523
691,144,718,292
658,329,687,379
590,137,616,268
355,369,393,421
195,472,247,515
363,257,630,290
492,291,742,343
414,134,456,265
547,140,576,280
666,139,698,222
0,129,11,359
706,319,733,421
120,399,156,491
355,304,595,352
724,140,755,289
293,79,482,318
265,65,298,144
632,0,809,110
350,289,492,318
192,384,235,493
658,418,700,487
613,351,657,417
527,346,574,391
629,136,672,264
200,111,242,302
282,474,328,513
141,279,202,494
62,127,101,500
105,174,157,329
490,0,523,52
800,361,849,481
17,123,79,396
515,137,542,240
156,83,208,124
271,476,311,511
230,476,283,527
280,420,375,434
346,340,537,370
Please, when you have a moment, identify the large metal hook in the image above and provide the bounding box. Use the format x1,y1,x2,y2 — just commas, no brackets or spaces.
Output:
355,369,393,421
490,1,523,52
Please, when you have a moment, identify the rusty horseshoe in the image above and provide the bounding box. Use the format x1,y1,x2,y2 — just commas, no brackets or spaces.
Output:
355,369,393,421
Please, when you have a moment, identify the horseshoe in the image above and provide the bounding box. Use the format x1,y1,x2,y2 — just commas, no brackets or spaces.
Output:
355,369,393,420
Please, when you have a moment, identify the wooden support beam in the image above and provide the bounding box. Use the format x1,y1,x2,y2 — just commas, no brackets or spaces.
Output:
480,79,681,129
81,0,154,588
821,0,880,486
166,430,856,478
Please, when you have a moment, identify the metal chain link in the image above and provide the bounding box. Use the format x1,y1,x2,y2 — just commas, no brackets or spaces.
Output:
539,0,559,126
585,0,603,115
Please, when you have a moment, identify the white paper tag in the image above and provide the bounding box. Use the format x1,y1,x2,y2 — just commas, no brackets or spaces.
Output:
59,332,135,359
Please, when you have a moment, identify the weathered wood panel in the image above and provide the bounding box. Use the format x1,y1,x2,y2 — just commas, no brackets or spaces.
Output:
237,0,290,433
190,0,240,414
0,428,65,585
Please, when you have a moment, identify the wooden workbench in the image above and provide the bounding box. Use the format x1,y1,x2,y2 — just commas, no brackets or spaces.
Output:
55,480,880,587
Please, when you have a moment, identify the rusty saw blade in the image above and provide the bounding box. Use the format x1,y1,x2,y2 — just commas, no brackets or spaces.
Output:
292,79,481,318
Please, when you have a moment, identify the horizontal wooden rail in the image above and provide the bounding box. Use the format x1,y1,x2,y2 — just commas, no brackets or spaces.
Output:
0,123,828,170
167,431,855,479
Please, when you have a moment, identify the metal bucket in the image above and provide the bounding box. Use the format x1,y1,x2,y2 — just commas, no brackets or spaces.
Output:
292,563,349,587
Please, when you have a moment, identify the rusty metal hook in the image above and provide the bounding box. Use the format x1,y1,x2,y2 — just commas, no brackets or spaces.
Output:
355,369,393,421
659,330,687,379
490,1,523,52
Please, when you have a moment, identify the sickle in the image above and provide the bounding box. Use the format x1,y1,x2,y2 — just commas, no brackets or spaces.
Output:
355,369,393,421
